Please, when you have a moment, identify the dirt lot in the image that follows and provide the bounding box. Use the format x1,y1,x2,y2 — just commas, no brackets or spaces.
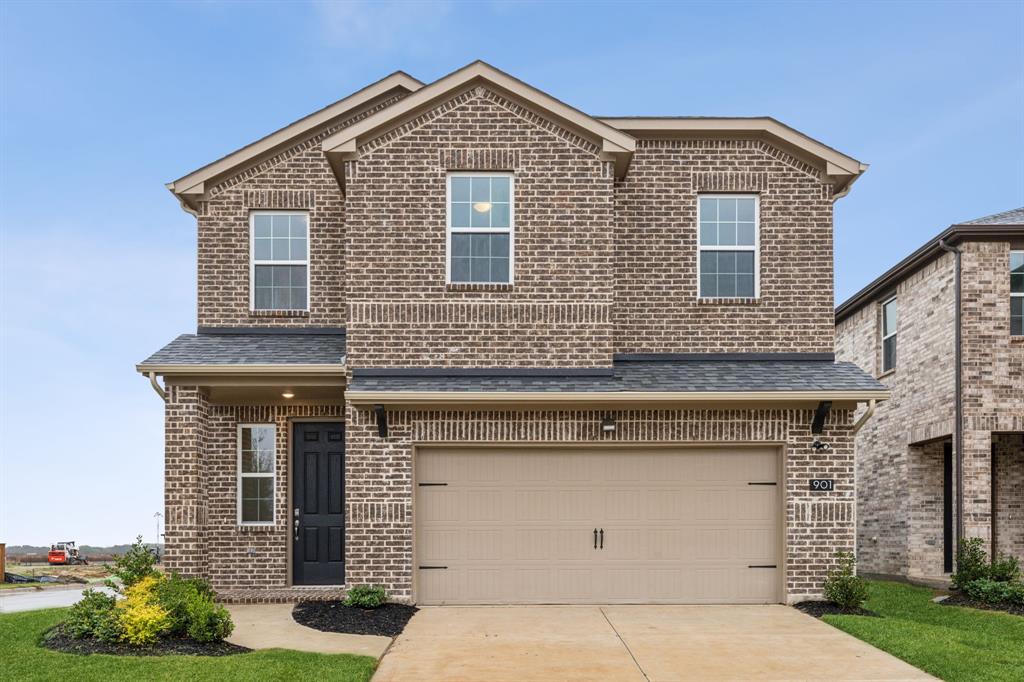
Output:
4,562,113,585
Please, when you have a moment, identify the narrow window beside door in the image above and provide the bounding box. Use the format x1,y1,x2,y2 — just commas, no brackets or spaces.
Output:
881,297,897,373
238,424,275,524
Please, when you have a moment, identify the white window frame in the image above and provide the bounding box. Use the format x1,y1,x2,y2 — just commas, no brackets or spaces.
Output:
696,194,760,299
1012,250,1023,336
249,210,310,312
881,296,898,373
445,172,515,284
237,423,276,526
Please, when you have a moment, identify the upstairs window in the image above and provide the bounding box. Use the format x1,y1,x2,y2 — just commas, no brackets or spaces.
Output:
447,173,513,284
1012,251,1023,336
881,297,898,373
251,212,308,310
698,195,759,298
238,424,275,525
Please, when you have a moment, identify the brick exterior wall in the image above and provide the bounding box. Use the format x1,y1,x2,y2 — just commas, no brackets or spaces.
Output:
615,140,836,353
162,78,867,603
836,239,1024,578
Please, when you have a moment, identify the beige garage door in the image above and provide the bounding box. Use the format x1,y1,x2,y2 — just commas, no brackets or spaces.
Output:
415,447,781,605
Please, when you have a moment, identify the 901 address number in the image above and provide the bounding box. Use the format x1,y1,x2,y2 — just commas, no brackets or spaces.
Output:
810,479,835,491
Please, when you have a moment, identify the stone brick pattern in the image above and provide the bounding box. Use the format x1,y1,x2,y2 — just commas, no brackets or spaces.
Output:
836,253,955,576
343,406,856,603
163,387,344,592
343,87,615,367
836,238,1024,577
993,433,1024,560
194,89,407,329
614,140,836,353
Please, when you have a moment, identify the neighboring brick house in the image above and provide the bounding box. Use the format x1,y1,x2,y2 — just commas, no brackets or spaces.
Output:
139,61,887,605
835,208,1024,581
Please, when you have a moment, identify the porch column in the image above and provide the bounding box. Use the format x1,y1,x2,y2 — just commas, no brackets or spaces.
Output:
163,384,209,578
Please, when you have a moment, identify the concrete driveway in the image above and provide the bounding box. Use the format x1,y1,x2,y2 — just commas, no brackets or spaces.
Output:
373,605,933,681
0,585,115,614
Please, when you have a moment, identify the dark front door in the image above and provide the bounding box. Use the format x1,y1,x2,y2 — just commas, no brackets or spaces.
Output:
292,422,345,585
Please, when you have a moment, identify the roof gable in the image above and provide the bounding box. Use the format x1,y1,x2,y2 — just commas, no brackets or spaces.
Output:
167,71,423,211
321,61,637,183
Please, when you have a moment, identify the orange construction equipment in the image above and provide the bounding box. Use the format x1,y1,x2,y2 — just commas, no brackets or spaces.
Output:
47,541,87,565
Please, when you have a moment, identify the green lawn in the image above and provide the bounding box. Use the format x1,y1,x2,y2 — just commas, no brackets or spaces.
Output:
823,581,1024,682
0,608,378,682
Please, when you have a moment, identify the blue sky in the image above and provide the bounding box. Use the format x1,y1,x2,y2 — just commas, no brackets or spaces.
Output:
1,1,1021,545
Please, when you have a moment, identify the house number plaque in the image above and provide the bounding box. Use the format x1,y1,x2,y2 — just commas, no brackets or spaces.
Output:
809,479,834,491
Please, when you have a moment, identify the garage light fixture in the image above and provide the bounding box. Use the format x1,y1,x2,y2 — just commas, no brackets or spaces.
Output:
281,391,295,399
601,416,616,433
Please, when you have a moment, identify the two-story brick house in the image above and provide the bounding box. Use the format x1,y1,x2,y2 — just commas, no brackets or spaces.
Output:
835,208,1023,581
139,62,887,605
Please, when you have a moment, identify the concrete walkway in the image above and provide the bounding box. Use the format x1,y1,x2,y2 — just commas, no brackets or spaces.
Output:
373,605,935,682
226,603,391,658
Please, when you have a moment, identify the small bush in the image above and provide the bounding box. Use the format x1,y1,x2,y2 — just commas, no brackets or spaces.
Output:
155,572,216,636
964,578,1024,605
184,592,234,643
64,589,121,642
989,553,1021,583
952,537,990,589
108,535,159,591
822,551,869,611
117,575,170,646
344,585,388,609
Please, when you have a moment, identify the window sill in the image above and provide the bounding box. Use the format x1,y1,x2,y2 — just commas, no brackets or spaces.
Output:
1011,336,1024,343
249,309,310,318
696,297,760,306
446,283,514,292
237,524,277,532
877,368,896,380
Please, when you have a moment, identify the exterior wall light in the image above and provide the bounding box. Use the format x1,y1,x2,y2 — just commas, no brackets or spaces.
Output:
281,391,295,399
601,416,616,433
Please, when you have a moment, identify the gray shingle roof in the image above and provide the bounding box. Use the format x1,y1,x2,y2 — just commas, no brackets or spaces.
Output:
139,333,346,367
959,207,1024,226
349,357,884,393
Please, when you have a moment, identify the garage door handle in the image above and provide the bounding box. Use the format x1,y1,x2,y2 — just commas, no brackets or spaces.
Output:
599,528,604,549
748,565,777,569
594,528,598,549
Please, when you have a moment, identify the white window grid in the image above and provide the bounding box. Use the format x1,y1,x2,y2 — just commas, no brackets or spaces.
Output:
249,210,310,311
445,172,515,284
881,296,898,372
1012,250,1023,336
696,194,760,299
237,423,276,526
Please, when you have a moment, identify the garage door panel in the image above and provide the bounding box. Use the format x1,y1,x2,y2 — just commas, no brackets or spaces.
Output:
416,448,780,605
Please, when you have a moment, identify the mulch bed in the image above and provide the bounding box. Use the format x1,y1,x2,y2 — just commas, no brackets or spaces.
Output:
793,601,878,619
292,601,418,638
940,593,1024,617
41,624,251,657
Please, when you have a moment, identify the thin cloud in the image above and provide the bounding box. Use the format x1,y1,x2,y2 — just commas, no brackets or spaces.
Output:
313,0,455,52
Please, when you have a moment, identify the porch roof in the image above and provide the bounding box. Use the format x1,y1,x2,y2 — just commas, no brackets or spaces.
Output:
137,329,346,375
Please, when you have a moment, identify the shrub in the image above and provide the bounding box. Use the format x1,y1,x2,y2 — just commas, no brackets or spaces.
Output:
951,537,989,590
108,535,159,591
989,553,1021,583
964,578,1024,605
822,551,869,611
184,592,234,643
344,585,388,609
117,575,170,646
64,589,121,642
155,572,215,636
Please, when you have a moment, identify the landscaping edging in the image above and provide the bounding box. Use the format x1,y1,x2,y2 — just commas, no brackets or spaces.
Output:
41,624,251,657
940,593,1024,617
793,601,878,619
292,601,418,638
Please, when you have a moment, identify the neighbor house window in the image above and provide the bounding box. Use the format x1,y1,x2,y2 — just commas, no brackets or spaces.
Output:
447,173,513,284
251,212,308,310
238,424,275,524
1012,251,1023,336
881,297,898,372
698,195,759,298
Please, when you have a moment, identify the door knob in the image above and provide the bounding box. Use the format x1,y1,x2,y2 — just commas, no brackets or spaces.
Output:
294,507,300,542
600,528,604,549
593,528,598,549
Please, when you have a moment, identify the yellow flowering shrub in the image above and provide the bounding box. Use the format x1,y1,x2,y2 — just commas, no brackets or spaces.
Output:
117,574,170,646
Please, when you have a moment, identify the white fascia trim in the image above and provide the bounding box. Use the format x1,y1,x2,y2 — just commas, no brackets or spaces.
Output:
136,364,346,376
